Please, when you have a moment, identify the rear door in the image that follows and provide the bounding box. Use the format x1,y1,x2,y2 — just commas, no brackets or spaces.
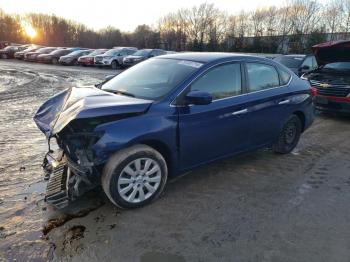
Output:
242,62,292,146
177,62,252,169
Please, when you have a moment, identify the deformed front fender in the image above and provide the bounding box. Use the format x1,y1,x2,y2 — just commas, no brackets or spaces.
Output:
92,113,179,169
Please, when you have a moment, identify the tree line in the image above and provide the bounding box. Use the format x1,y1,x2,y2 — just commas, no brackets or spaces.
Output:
1,0,350,54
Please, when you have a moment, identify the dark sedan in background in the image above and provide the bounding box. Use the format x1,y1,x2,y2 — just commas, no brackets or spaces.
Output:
302,40,350,114
274,54,318,76
0,44,29,59
122,48,166,67
24,47,58,62
14,45,43,59
34,53,314,209
59,49,92,65
78,49,107,66
37,48,74,64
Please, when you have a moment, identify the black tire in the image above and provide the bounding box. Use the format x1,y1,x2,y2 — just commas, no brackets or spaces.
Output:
102,144,168,209
111,60,119,69
1,54,8,59
52,58,58,65
273,115,302,154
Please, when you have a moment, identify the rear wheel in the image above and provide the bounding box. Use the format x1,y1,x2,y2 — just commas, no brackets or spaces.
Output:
102,145,168,209
52,58,58,64
273,115,302,154
1,54,8,59
111,60,119,69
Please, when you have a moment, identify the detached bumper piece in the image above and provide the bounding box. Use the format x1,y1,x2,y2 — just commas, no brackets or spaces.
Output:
45,163,70,209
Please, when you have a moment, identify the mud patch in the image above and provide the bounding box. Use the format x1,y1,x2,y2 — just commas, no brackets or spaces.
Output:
43,201,104,235
63,225,86,244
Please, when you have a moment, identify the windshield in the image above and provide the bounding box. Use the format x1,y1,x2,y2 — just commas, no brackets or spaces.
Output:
133,50,151,56
89,49,106,56
4,46,14,51
323,62,350,70
274,56,304,68
103,49,120,56
101,58,202,100
38,48,55,53
68,50,86,56
50,49,69,55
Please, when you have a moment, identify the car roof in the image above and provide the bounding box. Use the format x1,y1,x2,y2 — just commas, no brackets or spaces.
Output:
159,52,270,63
281,54,307,58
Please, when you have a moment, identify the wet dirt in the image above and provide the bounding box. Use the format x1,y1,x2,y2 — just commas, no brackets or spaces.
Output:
1,59,350,262
0,60,114,261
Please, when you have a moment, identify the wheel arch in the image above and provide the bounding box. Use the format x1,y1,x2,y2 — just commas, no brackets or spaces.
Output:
293,111,306,132
136,139,173,175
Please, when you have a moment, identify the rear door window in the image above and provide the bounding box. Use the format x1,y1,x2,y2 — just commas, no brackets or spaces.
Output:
246,63,280,92
190,63,242,100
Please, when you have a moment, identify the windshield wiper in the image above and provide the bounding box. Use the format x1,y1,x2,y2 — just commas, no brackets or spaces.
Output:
103,89,135,97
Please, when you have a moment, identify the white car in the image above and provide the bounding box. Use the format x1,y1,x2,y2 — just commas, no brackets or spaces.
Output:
94,47,137,69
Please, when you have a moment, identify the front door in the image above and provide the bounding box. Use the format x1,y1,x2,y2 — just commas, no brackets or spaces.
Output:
177,63,252,170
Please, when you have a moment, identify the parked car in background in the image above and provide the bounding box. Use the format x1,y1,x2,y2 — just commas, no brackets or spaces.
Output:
59,49,93,65
78,49,107,66
274,54,318,76
0,44,29,59
94,47,137,69
14,45,43,59
34,53,314,209
24,47,58,62
301,40,350,114
0,41,12,49
37,48,74,64
122,49,166,67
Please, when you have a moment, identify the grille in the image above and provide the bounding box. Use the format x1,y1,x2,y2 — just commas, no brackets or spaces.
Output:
310,80,350,97
45,164,69,209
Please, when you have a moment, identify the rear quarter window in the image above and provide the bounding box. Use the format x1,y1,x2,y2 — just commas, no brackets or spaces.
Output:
246,63,280,92
278,67,291,85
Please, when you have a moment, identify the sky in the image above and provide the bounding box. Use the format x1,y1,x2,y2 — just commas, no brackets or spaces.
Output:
0,0,329,32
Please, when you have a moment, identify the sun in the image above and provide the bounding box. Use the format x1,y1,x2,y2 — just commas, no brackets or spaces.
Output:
22,22,37,39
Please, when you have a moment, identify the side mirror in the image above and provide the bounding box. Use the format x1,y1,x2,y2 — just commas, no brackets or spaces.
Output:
185,90,212,105
300,65,310,71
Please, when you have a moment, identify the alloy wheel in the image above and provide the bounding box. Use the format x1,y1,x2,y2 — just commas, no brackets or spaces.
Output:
117,158,162,203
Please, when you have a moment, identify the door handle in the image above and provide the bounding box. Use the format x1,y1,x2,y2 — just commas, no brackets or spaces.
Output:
232,109,248,115
278,99,290,105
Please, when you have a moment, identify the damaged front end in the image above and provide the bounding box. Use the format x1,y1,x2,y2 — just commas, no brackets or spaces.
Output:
34,86,152,209
42,119,105,209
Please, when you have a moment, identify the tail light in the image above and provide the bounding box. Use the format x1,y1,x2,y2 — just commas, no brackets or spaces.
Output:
310,86,317,97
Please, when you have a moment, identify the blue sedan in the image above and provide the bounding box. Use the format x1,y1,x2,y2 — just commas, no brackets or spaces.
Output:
34,53,314,209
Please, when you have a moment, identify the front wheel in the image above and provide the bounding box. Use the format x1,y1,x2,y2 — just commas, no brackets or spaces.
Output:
102,145,168,209
111,60,119,69
273,115,302,154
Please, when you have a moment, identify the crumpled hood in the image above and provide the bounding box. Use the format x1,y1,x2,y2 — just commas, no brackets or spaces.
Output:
312,40,350,66
34,86,152,137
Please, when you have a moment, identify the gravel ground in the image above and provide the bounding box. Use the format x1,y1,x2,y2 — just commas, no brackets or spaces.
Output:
0,59,349,262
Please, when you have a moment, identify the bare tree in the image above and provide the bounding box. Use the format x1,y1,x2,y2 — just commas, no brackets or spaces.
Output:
324,0,344,40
